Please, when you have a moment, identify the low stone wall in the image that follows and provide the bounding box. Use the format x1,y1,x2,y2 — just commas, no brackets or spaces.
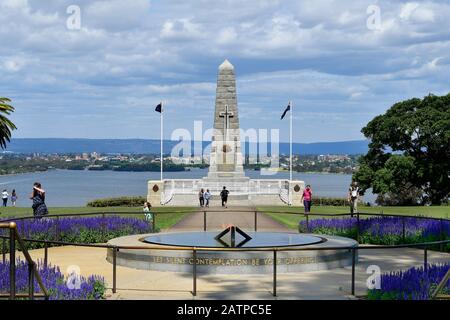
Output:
147,179,305,207
107,234,358,274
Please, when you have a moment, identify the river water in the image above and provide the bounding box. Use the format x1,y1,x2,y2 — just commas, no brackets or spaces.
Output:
0,169,376,207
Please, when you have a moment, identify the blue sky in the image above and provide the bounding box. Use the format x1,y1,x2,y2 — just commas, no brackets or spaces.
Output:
1,0,449,143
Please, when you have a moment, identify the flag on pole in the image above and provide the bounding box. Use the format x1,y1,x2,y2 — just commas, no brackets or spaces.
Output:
280,103,290,120
155,103,162,113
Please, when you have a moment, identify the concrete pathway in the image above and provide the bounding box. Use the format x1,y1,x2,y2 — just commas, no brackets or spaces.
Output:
169,206,290,232
15,246,449,300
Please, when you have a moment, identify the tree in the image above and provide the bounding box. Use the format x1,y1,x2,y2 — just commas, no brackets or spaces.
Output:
0,97,17,149
354,93,450,205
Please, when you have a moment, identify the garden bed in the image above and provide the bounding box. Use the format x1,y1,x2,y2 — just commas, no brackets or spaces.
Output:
299,216,450,251
368,263,449,300
0,259,105,300
1,216,152,252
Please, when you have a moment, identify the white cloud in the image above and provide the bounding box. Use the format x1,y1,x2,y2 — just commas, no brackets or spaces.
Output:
400,3,435,23
0,0,449,142
160,19,203,40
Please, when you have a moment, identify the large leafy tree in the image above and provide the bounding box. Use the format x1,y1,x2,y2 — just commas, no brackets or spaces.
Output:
0,97,17,149
354,93,450,205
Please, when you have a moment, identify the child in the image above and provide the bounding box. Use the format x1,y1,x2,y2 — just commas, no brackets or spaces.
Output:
143,201,153,223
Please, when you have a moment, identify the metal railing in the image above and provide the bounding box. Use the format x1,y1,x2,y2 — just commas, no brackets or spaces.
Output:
431,269,450,300
0,222,49,300
0,210,449,299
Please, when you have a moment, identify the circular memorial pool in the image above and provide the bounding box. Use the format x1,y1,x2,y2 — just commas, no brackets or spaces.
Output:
107,232,358,274
142,232,325,248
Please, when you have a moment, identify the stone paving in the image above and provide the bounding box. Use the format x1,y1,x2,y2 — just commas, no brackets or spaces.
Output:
16,245,449,300
169,206,290,232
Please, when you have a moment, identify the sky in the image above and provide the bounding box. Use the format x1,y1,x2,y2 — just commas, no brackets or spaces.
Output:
1,0,449,143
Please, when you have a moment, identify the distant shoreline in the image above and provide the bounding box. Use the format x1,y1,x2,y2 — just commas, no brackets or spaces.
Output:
0,168,354,177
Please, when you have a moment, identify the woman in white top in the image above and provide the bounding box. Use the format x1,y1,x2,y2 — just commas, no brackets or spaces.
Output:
204,189,211,207
348,181,360,215
2,190,8,207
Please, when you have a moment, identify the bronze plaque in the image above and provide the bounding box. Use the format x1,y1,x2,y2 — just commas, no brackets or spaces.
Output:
152,184,159,193
294,185,300,192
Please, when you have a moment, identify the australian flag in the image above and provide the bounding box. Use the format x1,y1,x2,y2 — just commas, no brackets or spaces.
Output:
155,103,162,113
280,103,290,120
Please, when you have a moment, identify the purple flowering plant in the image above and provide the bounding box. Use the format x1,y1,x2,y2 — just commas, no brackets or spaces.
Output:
300,216,449,250
368,263,450,300
0,259,105,300
1,216,151,251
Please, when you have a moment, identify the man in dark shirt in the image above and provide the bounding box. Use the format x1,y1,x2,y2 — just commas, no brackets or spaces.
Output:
220,186,229,208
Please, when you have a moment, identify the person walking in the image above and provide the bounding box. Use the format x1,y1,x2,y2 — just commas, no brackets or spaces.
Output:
301,185,312,213
348,181,360,215
220,186,229,208
198,188,205,207
30,182,48,218
2,189,8,207
143,201,153,230
11,189,17,207
204,189,211,207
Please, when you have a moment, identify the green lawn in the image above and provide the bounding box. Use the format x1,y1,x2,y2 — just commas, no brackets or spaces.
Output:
0,206,195,231
258,205,450,230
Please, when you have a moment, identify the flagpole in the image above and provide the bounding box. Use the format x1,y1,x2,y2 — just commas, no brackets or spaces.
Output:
160,101,163,181
289,100,293,205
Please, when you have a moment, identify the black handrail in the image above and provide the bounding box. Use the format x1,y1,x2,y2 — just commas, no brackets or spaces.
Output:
0,222,49,300
1,210,449,299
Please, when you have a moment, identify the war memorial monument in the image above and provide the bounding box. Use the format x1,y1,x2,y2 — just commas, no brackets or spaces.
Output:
107,60,359,275
148,60,304,207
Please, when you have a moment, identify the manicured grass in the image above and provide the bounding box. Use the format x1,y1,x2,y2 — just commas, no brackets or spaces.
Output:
0,206,195,231
258,205,450,230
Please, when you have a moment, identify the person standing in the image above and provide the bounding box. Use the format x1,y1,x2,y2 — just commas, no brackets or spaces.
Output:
2,189,8,207
30,182,48,218
198,188,205,207
220,186,229,208
204,189,211,207
348,181,360,215
301,185,312,213
11,189,17,207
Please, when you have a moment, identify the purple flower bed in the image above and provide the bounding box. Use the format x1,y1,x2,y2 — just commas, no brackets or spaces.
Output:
1,216,151,250
300,216,450,249
0,259,105,300
368,263,450,300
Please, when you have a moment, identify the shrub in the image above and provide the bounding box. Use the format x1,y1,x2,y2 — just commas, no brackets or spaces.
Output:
87,196,147,207
0,259,105,300
313,197,350,206
368,263,450,300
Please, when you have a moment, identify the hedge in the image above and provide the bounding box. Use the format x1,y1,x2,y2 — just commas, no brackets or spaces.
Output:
87,196,147,207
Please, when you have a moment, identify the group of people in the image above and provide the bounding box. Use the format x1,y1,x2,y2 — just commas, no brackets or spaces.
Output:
0,183,48,218
300,181,361,214
194,183,360,212
2,181,361,220
198,188,212,207
2,189,18,207
198,186,230,208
